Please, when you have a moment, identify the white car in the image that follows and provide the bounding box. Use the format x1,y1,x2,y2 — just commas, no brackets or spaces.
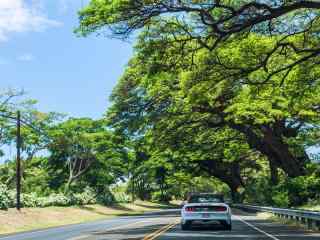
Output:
181,193,232,230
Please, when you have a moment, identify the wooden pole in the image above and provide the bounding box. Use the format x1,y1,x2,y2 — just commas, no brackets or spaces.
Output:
16,111,21,210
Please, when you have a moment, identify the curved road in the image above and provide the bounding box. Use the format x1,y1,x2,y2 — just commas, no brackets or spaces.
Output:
0,209,319,240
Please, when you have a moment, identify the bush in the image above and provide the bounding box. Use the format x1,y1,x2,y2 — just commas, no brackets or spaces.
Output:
21,192,40,208
39,193,71,207
0,186,117,209
69,187,97,205
151,191,171,203
96,189,115,205
271,190,289,207
0,184,11,210
113,191,130,203
244,177,273,205
243,164,320,207
274,166,320,207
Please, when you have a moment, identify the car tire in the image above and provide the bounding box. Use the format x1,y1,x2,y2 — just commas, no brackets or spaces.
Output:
181,221,191,230
225,223,232,231
221,221,232,231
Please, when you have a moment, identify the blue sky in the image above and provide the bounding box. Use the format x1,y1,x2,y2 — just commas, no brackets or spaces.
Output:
0,0,133,119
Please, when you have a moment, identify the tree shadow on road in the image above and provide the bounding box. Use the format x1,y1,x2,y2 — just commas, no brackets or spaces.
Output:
134,203,178,210
89,223,169,240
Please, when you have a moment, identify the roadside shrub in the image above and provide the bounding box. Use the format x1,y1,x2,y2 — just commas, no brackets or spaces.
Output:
69,187,97,205
21,192,40,208
96,189,115,205
0,183,11,210
272,165,320,207
40,193,71,207
113,191,130,203
151,191,171,203
244,177,273,205
1,186,117,209
271,190,290,208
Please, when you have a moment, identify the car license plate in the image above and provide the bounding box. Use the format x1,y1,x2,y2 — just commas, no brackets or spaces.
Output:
202,213,210,218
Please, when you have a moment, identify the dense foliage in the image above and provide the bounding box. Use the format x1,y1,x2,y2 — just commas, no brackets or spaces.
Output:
77,0,320,207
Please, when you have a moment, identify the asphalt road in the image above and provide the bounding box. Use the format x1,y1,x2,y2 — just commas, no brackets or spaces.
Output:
1,209,319,240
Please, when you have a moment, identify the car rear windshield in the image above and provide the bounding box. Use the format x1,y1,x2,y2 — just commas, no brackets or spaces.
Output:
188,194,224,203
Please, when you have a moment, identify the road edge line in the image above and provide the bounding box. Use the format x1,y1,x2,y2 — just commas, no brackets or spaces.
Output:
234,215,280,240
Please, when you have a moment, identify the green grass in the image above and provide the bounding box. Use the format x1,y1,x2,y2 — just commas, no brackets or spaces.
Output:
298,204,320,211
0,200,176,235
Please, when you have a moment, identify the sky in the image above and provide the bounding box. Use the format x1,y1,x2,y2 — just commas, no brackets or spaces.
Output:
0,0,133,119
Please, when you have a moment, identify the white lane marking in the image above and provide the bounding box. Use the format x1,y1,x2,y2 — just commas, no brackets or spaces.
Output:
99,220,151,232
67,235,90,240
234,215,280,240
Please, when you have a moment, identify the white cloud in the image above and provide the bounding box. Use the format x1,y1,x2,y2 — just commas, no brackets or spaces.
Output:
0,0,62,41
17,53,35,62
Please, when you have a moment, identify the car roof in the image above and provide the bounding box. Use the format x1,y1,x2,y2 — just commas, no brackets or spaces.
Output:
189,193,223,196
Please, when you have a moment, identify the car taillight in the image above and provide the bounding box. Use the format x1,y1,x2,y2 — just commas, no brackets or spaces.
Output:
185,207,195,212
214,206,227,211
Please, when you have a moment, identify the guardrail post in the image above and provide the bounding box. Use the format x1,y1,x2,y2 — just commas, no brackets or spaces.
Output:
310,220,318,231
307,219,313,230
316,221,320,231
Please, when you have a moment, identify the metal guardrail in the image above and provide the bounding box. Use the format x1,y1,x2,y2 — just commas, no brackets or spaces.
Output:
233,204,320,230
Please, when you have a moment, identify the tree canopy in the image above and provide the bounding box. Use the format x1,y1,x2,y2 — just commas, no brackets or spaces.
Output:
77,0,320,85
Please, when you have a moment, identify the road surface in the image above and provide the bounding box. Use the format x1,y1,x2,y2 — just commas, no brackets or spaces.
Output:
0,209,319,240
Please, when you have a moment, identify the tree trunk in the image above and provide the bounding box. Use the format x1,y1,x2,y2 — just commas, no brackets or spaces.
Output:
229,123,307,178
269,160,279,185
262,125,306,177
65,177,73,193
230,185,241,203
200,160,243,202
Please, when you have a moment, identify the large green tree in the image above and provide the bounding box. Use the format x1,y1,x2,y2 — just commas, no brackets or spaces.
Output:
77,0,320,85
108,30,319,182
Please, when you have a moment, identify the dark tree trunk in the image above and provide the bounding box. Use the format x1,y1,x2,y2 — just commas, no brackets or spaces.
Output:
230,185,241,203
229,122,308,178
200,160,243,202
262,124,306,177
269,160,279,185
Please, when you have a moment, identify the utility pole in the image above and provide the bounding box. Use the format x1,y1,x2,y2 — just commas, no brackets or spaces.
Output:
16,111,21,211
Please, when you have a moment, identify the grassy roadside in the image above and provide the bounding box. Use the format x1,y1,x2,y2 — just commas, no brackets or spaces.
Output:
298,204,320,211
255,211,320,232
0,201,176,235
256,212,309,229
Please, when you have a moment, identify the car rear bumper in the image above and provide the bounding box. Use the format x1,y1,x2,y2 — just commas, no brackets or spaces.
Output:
181,213,231,224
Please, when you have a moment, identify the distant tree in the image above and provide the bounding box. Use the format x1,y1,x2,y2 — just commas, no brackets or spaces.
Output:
48,118,127,192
